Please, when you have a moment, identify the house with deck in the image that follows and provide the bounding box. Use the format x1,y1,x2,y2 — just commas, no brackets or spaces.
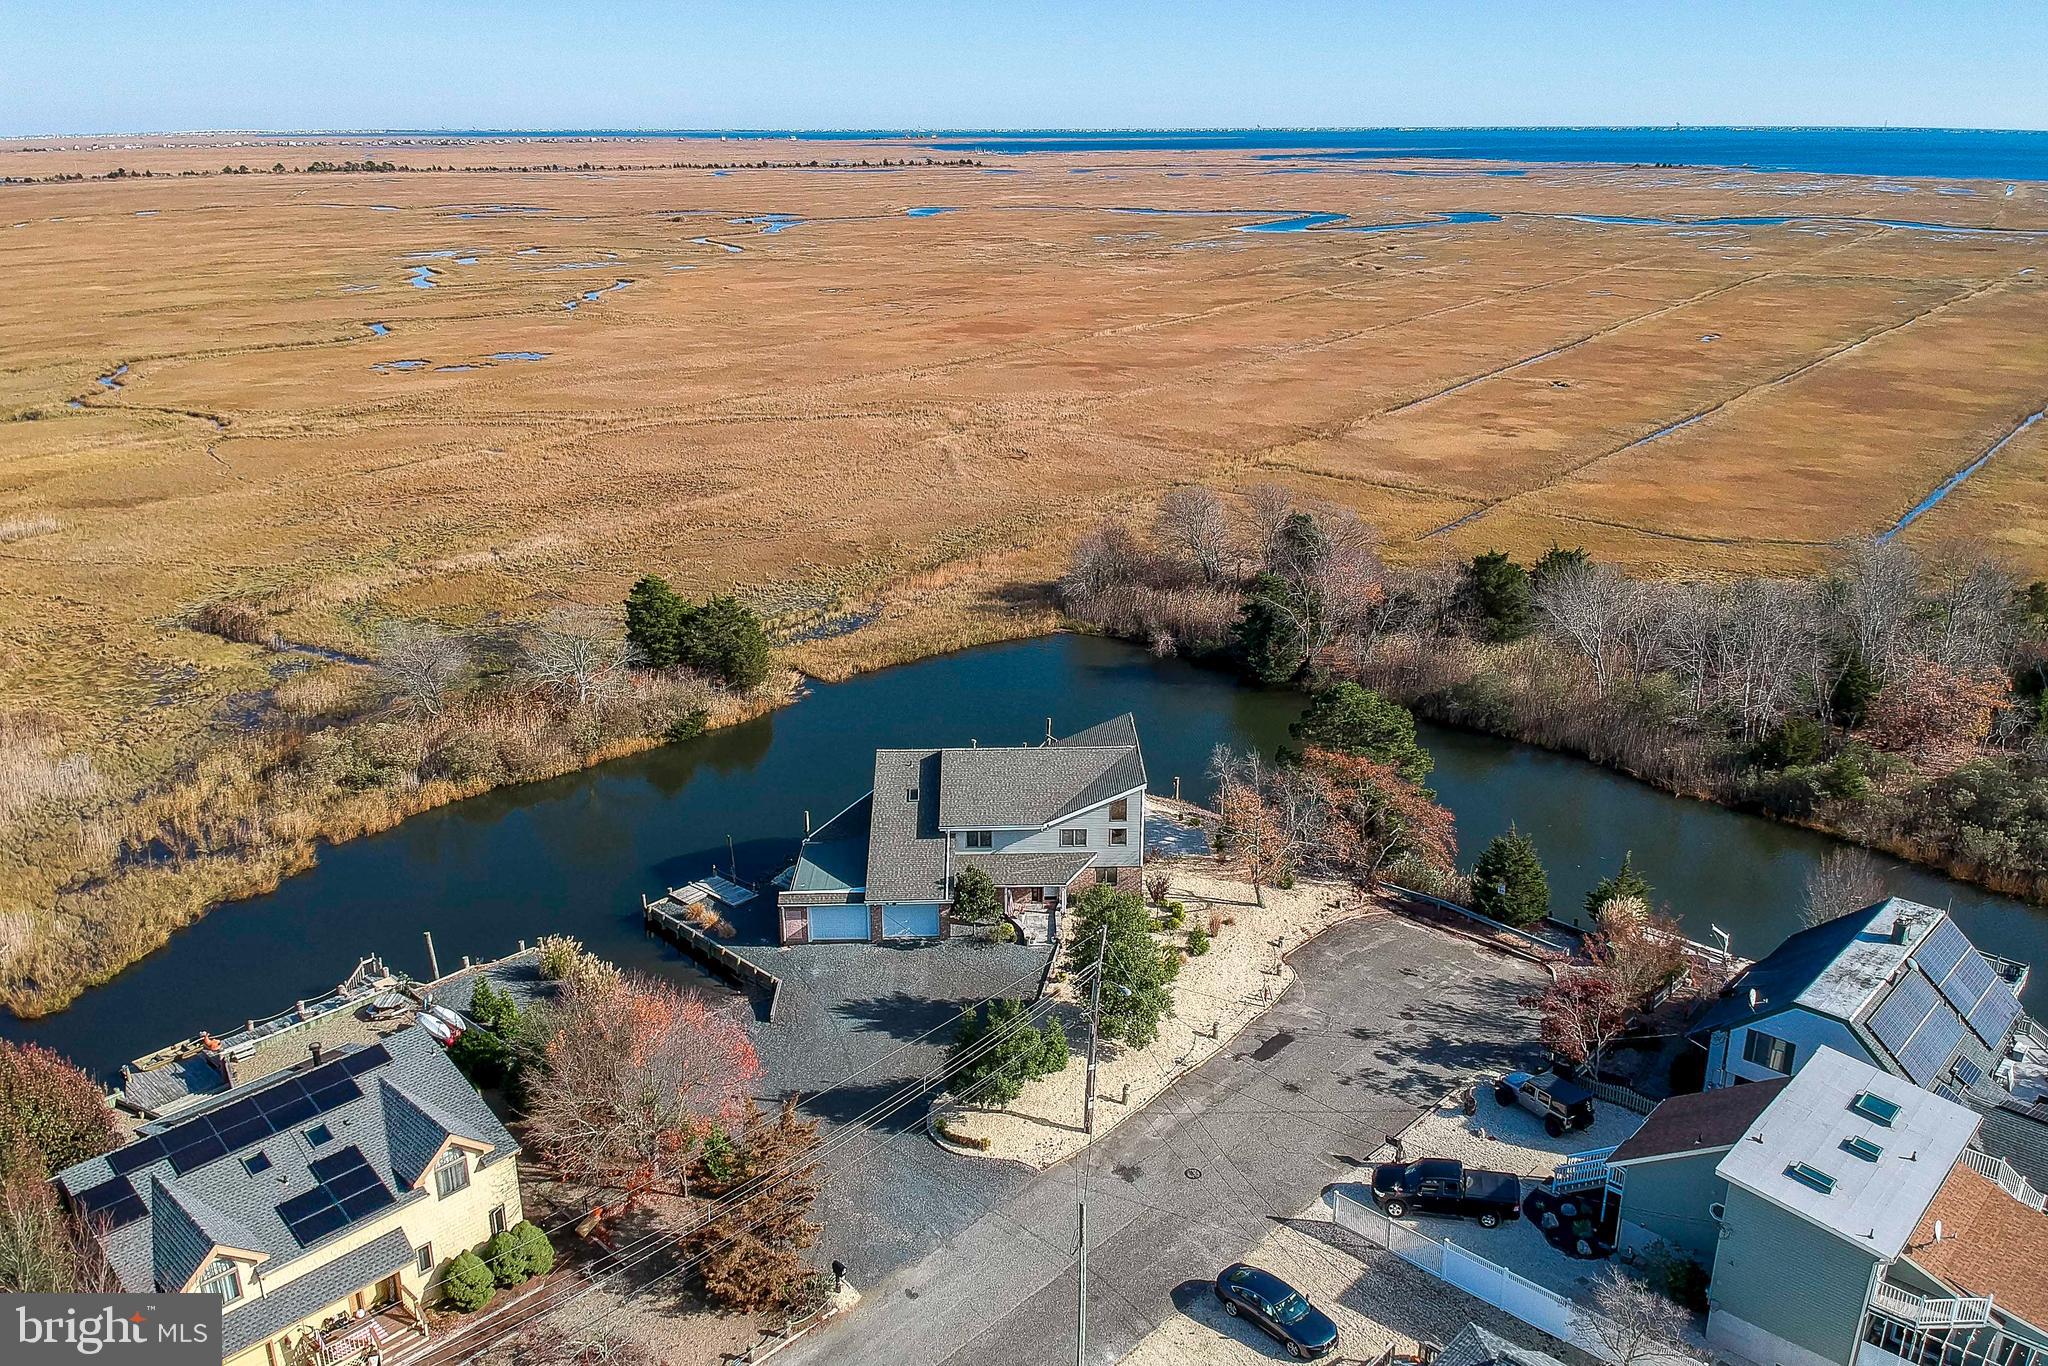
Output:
55,1027,523,1366
1687,896,2048,1192
776,715,1146,945
1556,1047,2048,1366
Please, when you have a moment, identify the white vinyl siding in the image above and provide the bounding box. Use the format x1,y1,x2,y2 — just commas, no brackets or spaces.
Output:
1717,1010,1869,1087
971,790,1145,867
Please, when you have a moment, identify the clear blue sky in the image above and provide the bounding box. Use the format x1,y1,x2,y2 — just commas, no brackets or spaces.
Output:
5,1,2046,137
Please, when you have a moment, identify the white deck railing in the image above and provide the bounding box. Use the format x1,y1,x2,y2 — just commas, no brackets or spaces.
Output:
1869,1278,1993,1328
1961,1147,2048,1212
1549,1145,1622,1195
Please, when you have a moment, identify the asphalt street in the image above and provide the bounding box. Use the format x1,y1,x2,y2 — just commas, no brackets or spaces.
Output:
779,912,1549,1366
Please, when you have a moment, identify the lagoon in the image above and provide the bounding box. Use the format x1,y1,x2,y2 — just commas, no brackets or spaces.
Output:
3,635,2038,1080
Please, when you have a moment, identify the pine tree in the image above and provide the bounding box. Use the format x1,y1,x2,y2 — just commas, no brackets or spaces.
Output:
1472,825,1550,927
949,865,1001,925
624,575,688,669
1584,852,1653,919
1233,574,1307,684
1063,886,1180,1049
949,1000,1071,1106
688,1098,821,1313
1462,552,1535,643
677,596,772,690
1285,682,1433,784
1830,649,1880,729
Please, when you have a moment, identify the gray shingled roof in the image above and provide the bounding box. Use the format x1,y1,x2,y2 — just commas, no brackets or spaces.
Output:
219,1227,415,1357
936,720,1144,830
865,750,950,903
378,1076,488,1191
955,850,1096,890
1434,1324,1569,1366
56,1027,515,1297
150,1174,270,1291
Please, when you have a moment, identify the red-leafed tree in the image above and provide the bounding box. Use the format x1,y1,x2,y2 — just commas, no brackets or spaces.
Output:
0,1041,119,1185
1289,747,1457,886
526,970,760,1202
1525,972,1629,1079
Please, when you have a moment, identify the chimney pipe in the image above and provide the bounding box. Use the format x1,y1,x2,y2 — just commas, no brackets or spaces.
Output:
309,1042,324,1067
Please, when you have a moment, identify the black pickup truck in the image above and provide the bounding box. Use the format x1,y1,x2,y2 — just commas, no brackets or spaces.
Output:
1368,1159,1522,1228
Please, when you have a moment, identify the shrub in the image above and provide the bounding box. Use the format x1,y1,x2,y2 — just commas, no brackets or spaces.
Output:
534,934,584,981
1161,901,1187,930
950,865,1001,925
1185,927,1211,956
1643,1242,1711,1314
664,708,710,744
441,1250,496,1311
1470,826,1550,927
481,1230,526,1288
0,1042,120,1184
934,1118,990,1151
1758,716,1827,768
511,1220,554,1279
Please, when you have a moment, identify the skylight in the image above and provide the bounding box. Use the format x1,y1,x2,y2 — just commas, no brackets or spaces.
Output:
305,1123,334,1147
1842,1136,1884,1163
1851,1092,1902,1127
242,1151,271,1175
1786,1162,1838,1194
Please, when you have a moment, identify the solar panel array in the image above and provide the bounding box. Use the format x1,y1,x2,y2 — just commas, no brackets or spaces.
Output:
1868,970,1970,1086
1916,918,2022,1049
276,1146,393,1247
107,1045,388,1179
73,1175,148,1230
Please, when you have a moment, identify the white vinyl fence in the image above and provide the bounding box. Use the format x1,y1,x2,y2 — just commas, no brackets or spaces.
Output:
1331,1191,1702,1366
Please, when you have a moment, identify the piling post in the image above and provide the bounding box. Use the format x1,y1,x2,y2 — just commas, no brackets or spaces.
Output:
423,931,440,981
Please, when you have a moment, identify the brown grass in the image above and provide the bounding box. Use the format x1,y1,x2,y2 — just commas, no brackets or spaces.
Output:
4,132,2047,1019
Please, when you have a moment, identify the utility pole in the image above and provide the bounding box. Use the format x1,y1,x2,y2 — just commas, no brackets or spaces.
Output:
1075,1202,1088,1365
1083,925,1108,1134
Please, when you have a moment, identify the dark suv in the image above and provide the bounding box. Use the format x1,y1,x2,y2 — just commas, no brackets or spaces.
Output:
1495,1069,1597,1136
1212,1263,1340,1359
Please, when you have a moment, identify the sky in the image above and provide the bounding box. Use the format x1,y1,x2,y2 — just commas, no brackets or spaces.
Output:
4,1,2047,137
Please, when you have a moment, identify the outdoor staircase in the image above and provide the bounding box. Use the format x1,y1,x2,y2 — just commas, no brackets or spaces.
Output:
1548,1145,1623,1197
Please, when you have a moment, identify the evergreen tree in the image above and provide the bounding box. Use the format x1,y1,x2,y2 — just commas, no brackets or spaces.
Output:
1530,545,1590,591
676,595,773,690
1830,649,1880,729
624,575,688,669
949,865,1001,926
440,1251,495,1311
1471,825,1550,927
1233,574,1307,684
688,1098,821,1313
1584,851,1653,919
1462,551,1536,643
948,1000,1071,1106
1284,682,1433,784
1063,886,1179,1049
446,979,525,1095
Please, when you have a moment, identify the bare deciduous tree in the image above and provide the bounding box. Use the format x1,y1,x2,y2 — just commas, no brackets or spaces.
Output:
1060,519,1147,604
524,612,635,708
1572,1265,1694,1366
1538,561,1640,696
1239,482,1297,574
1154,486,1232,586
375,622,469,718
1802,846,1891,927
1839,537,1923,686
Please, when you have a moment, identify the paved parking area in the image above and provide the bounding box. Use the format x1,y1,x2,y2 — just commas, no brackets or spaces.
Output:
778,911,1551,1366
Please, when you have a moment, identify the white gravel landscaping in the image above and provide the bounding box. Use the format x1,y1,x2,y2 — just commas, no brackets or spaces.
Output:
942,860,1390,1169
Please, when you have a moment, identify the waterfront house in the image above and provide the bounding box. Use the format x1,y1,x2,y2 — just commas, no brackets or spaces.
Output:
1687,897,2048,1192
55,1027,523,1366
1558,1047,2048,1366
775,714,1146,944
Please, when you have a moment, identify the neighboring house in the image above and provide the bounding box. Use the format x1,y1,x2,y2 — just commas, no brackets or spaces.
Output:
1688,897,2048,1191
776,714,1146,945
1599,1077,1790,1264
1563,1047,2048,1366
55,1027,523,1366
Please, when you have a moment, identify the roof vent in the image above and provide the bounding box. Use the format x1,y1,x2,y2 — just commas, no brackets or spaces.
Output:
1892,919,1912,945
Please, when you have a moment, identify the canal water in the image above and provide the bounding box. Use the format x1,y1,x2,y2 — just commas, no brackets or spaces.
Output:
6,634,2039,1079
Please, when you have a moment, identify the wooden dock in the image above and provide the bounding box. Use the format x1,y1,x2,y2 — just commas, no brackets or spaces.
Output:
642,886,783,1021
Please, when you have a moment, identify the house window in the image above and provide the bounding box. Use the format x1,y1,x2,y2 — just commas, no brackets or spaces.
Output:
197,1257,242,1304
1742,1030,1796,1075
963,831,993,849
1109,798,1128,821
1059,829,1087,848
905,787,918,803
416,1243,434,1277
1108,828,1128,847
1095,868,1118,886
489,1205,508,1236
433,1147,471,1199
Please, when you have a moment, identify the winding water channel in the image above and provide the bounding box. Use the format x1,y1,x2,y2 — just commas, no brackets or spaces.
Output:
6,634,2037,1078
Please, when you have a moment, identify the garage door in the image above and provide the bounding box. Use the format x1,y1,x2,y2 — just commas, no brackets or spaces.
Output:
881,905,942,939
807,905,870,942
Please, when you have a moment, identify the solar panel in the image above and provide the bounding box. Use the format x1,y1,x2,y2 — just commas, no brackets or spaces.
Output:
278,1146,394,1249
74,1177,148,1231
340,1044,392,1077
108,1050,383,1185
165,1131,228,1175
1897,1002,1969,1086
256,1080,311,1114
1870,972,1940,1059
1954,1056,1984,1088
107,1137,166,1176
1915,918,1971,985
1938,949,1996,1018
1967,982,2023,1048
